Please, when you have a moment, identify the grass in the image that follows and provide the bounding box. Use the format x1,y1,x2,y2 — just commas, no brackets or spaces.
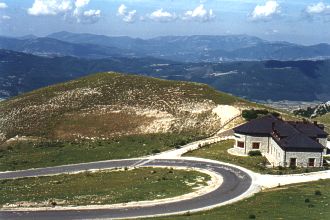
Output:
184,140,328,174
316,113,330,134
0,72,247,141
147,179,330,220
0,167,210,208
0,133,200,171
184,140,268,173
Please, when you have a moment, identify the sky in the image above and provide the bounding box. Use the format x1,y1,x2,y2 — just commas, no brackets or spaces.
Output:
0,0,330,45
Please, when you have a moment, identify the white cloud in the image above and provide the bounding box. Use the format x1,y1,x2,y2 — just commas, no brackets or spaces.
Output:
83,9,100,17
118,4,127,16
183,4,215,22
149,9,176,22
117,4,137,23
304,2,330,22
28,0,73,16
123,10,136,23
251,0,281,21
77,9,101,23
306,2,330,15
1,15,10,20
75,0,89,8
27,0,101,24
0,2,7,9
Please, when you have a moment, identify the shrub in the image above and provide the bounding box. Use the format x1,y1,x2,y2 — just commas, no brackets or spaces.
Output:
242,109,281,121
248,150,262,157
315,190,322,196
184,211,191,216
49,200,57,207
290,165,297,170
249,214,256,219
84,171,92,177
151,149,161,154
242,109,259,121
305,198,310,203
242,109,268,121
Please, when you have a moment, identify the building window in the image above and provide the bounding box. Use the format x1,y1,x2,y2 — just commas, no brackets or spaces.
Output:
252,142,260,149
308,158,315,167
237,141,245,148
290,158,297,167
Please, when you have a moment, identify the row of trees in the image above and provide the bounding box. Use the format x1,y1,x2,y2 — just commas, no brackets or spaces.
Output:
242,109,280,121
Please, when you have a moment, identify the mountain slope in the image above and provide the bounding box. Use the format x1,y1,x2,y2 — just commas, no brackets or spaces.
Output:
47,32,330,62
294,101,330,118
0,72,246,143
0,49,175,99
0,36,133,59
2,49,330,102
2,32,330,62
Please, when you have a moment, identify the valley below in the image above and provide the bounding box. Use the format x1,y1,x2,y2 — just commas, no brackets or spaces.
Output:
2,49,330,103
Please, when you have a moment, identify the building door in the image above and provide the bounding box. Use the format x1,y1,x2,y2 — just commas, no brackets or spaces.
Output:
290,158,297,167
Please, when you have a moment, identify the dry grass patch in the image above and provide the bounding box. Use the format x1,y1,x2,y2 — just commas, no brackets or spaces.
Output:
54,112,154,140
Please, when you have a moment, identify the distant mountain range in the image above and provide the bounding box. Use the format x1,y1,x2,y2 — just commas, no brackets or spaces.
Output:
1,49,330,102
0,36,135,59
0,49,172,98
1,32,330,62
48,32,330,62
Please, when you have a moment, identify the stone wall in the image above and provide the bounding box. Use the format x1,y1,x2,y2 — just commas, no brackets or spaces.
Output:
234,133,269,154
318,138,328,155
285,151,323,167
319,138,327,148
266,138,285,166
234,132,325,167
245,135,269,153
233,133,247,154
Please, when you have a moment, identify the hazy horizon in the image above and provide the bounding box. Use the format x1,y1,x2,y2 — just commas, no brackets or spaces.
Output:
1,30,328,47
0,1,330,45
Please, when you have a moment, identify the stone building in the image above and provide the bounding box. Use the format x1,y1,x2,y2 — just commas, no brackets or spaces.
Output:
233,115,328,167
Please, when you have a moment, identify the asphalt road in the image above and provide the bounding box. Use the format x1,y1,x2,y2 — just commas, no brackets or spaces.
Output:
0,159,252,220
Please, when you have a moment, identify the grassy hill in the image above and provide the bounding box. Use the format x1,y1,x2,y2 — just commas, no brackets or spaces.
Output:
0,72,258,170
0,72,248,142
